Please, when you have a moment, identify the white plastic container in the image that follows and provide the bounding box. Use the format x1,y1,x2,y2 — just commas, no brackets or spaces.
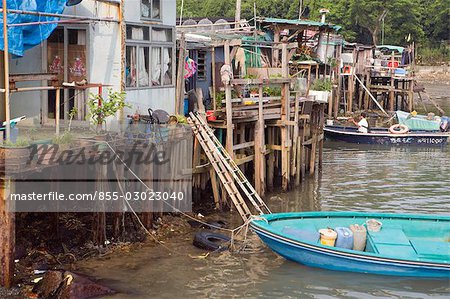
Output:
366,219,382,232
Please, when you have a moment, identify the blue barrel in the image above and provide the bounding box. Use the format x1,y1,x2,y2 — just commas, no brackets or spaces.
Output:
334,227,354,249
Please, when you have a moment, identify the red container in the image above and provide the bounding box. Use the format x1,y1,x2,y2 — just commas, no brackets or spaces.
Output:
206,110,216,121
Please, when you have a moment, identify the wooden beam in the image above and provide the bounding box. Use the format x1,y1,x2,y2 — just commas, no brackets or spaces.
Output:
224,40,234,159
233,141,255,151
254,85,265,196
0,178,15,288
176,33,186,115
211,46,217,111
280,43,290,191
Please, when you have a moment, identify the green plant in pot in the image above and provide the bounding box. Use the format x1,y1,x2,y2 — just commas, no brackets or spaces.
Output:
310,78,332,104
87,89,130,135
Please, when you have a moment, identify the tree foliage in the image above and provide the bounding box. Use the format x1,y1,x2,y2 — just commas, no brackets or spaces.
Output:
177,0,449,47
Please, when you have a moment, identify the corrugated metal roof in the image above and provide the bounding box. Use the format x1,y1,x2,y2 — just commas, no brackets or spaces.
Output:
260,17,341,31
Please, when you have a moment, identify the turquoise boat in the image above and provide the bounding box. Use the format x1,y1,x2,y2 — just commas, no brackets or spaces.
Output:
250,212,450,278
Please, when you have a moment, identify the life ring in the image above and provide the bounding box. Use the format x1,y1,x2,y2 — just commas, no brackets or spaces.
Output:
389,124,409,134
193,231,230,252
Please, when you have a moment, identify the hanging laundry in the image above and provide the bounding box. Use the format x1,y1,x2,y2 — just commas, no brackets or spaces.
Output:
184,56,197,79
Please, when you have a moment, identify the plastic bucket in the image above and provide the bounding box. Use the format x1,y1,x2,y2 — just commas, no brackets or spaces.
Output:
319,228,337,246
366,219,382,232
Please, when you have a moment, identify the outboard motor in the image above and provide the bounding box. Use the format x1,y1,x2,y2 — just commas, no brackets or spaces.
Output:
440,116,449,132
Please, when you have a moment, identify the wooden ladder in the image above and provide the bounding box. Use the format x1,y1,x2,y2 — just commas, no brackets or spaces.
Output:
188,112,271,221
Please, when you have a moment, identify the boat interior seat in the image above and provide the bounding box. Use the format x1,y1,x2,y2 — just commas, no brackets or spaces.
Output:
410,240,450,260
368,228,411,246
367,228,418,259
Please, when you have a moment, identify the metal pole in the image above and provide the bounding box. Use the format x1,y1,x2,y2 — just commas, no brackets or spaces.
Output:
2,0,10,141
382,16,385,45
0,8,119,23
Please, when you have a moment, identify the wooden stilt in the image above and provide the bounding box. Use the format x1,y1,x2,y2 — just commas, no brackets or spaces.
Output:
0,178,15,288
176,33,186,115
280,43,290,191
224,41,234,159
211,46,217,111
254,85,265,196
209,168,221,209
266,127,274,192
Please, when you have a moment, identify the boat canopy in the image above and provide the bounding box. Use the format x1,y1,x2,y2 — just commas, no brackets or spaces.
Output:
396,111,441,131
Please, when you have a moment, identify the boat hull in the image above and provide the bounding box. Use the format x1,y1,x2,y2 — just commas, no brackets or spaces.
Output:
324,126,449,146
253,226,449,278
250,212,450,278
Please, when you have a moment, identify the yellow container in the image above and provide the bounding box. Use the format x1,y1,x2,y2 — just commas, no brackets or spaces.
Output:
319,228,337,246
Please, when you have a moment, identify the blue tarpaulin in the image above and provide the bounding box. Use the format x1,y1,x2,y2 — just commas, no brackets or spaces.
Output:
0,0,68,57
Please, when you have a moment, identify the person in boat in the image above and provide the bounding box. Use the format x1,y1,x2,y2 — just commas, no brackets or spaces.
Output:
350,112,369,133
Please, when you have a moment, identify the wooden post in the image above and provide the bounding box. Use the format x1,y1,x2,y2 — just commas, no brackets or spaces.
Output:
235,0,241,23
408,79,414,112
209,168,221,209
0,178,14,288
55,88,60,135
211,46,217,111
176,33,186,115
2,0,11,140
254,85,265,196
364,72,371,111
272,27,280,67
266,127,274,192
224,40,234,159
318,105,324,171
348,71,354,113
281,43,290,190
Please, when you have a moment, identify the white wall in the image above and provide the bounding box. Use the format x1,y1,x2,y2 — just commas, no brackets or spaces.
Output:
9,45,44,124
123,0,177,115
124,0,177,26
8,0,177,126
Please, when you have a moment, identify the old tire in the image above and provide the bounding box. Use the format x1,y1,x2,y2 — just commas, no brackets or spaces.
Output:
193,231,230,252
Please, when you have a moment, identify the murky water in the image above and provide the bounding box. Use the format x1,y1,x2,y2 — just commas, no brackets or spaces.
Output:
77,142,450,299
76,82,450,298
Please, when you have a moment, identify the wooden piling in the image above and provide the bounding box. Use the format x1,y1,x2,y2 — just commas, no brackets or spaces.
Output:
254,85,265,196
0,178,15,288
280,43,290,191
224,40,234,159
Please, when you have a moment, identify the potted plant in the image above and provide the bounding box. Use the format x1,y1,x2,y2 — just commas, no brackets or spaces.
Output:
0,137,32,169
87,89,130,135
309,78,332,103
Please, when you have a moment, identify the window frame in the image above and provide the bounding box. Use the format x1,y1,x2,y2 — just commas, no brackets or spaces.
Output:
125,23,175,90
140,0,162,21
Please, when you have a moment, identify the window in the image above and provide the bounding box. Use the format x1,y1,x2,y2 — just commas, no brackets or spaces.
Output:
197,51,206,80
125,24,174,89
141,0,161,20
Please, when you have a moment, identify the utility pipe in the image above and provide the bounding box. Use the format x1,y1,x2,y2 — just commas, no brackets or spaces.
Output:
0,8,118,23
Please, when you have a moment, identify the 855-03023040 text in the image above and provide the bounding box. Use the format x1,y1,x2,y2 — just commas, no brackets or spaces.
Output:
7,191,185,202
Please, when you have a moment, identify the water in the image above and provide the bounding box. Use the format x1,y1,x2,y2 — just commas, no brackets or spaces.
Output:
77,143,450,298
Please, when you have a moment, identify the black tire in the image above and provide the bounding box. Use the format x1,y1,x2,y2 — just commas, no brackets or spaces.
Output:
193,231,231,252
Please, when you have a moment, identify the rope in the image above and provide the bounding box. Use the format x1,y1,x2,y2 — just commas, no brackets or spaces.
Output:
103,141,260,243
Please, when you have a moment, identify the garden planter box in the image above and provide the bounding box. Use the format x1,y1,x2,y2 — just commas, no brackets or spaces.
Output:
309,90,330,104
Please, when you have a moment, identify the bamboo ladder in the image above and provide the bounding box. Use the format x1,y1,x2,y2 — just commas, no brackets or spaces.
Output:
188,112,272,222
